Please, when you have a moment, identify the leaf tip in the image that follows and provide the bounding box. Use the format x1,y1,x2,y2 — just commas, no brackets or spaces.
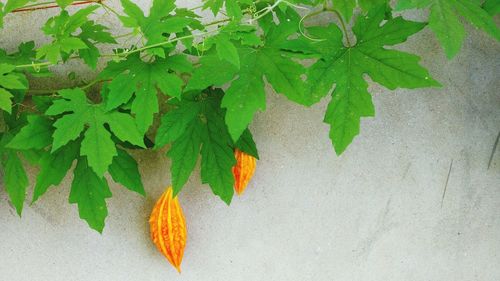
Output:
222,194,233,206
333,140,349,156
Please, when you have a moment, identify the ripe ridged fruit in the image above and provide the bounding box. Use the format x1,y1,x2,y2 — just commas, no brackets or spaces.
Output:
149,186,187,273
232,149,257,196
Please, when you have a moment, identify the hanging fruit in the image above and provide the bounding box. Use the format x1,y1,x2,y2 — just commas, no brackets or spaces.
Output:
232,149,257,196
149,186,187,273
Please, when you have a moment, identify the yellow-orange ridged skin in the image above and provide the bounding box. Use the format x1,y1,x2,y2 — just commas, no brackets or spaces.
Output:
149,186,187,273
232,149,257,196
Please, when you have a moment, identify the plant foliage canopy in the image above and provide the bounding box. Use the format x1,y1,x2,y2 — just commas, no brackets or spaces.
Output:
0,0,498,232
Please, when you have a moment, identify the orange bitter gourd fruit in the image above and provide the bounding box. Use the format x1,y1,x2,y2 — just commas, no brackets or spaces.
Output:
149,186,187,272
232,149,257,196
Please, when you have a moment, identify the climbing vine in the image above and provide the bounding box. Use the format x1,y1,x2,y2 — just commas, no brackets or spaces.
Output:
0,0,498,232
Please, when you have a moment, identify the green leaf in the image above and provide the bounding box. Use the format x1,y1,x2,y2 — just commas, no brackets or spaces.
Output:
332,0,356,22
7,115,54,150
0,4,3,29
2,150,29,216
0,5,3,29
78,21,116,69
37,38,89,65
155,100,201,148
32,96,53,113
65,6,99,33
188,10,307,141
395,0,431,10
203,0,252,17
0,63,27,113
222,63,266,141
3,0,32,13
199,98,236,204
56,0,74,8
159,90,237,203
46,88,145,176
295,6,440,154
46,93,88,151
396,0,500,58
203,0,224,15
60,37,88,51
100,55,187,133
78,43,100,69
36,44,63,64
119,0,146,28
80,121,116,177
184,55,238,92
21,149,43,165
0,41,33,63
483,0,500,15
162,54,194,73
167,119,202,195
120,0,194,57
104,74,135,109
235,128,259,159
79,21,117,44
0,64,26,89
32,141,79,203
215,34,240,68
0,88,13,113
358,0,388,11
69,157,112,233
37,6,99,64
225,1,242,18
0,42,52,77
429,0,465,59
106,111,146,146
109,148,145,196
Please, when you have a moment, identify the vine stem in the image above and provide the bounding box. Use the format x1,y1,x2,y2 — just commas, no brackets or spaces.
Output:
81,78,107,90
250,4,277,23
326,8,352,47
206,18,231,27
109,31,217,58
15,61,53,70
249,0,308,24
298,7,352,47
299,9,327,42
16,28,217,70
14,1,55,9
11,0,102,13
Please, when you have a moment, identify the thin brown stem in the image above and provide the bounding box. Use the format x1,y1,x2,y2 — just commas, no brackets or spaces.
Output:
16,1,55,9
205,18,231,27
11,0,102,13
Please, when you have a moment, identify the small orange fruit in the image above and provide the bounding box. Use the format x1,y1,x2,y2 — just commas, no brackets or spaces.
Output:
149,186,187,273
232,149,257,196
